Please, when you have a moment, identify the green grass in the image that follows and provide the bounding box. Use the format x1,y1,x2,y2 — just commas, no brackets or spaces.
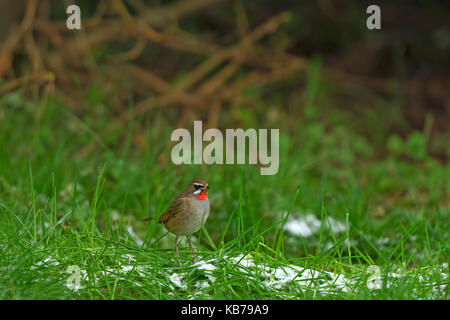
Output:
0,87,448,300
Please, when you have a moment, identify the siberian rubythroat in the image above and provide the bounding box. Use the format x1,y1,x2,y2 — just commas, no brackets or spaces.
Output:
144,179,210,262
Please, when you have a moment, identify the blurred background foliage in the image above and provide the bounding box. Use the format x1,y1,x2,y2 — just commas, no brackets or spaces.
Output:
0,0,449,263
1,0,449,141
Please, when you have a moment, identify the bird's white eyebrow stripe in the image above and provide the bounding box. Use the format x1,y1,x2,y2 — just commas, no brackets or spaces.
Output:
193,183,204,187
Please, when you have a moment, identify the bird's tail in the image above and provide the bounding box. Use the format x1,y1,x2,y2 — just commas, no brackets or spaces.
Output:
143,217,164,223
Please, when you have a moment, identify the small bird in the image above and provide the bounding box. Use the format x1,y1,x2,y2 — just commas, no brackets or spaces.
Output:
143,178,210,263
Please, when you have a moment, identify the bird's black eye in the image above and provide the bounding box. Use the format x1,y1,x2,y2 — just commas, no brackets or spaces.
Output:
193,183,203,189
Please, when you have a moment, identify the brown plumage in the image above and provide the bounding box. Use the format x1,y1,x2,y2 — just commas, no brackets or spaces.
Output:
143,178,210,263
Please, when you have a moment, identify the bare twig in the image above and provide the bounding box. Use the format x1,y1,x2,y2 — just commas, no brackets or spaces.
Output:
0,72,54,96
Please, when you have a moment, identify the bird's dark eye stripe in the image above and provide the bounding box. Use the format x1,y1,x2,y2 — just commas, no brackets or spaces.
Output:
193,183,203,189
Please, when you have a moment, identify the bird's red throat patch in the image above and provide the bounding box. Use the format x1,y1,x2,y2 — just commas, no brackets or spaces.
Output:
196,190,208,200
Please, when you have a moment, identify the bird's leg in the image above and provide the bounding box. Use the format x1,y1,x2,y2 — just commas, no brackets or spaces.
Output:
175,235,181,267
187,236,197,262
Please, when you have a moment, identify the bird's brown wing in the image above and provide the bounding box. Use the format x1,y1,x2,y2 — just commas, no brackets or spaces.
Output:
157,197,187,223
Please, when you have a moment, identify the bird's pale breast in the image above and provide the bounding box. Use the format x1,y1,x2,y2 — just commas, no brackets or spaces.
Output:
165,198,210,236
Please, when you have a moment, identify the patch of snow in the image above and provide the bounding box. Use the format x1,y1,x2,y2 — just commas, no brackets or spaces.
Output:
31,257,60,269
120,265,134,273
327,217,347,233
224,254,354,295
195,281,210,289
193,261,217,271
193,260,217,282
168,273,186,289
230,254,256,268
283,213,348,238
284,214,321,237
126,225,144,246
